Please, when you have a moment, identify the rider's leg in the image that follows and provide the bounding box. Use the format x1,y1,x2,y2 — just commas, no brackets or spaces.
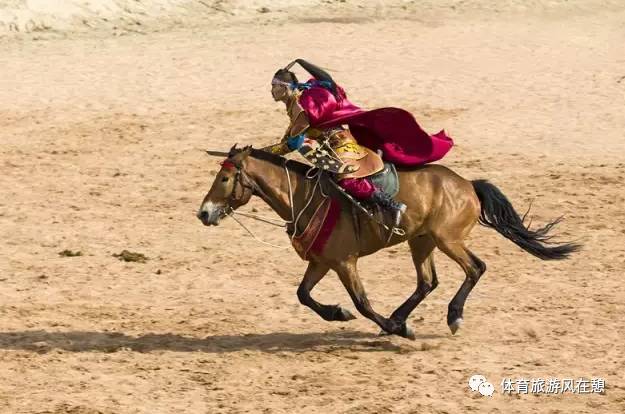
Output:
337,177,375,200
338,177,407,226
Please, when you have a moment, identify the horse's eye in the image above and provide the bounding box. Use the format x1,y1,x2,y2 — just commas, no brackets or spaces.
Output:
221,177,229,183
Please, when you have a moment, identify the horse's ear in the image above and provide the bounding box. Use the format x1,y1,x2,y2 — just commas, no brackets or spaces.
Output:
228,143,239,157
242,145,254,158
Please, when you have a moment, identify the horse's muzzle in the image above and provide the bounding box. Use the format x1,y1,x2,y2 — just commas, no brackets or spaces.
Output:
197,210,214,226
197,202,225,226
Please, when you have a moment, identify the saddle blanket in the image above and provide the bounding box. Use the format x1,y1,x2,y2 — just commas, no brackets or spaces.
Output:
289,162,398,260
291,197,341,260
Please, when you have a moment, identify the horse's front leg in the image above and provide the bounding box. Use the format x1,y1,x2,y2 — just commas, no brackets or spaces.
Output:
297,261,356,321
334,258,415,340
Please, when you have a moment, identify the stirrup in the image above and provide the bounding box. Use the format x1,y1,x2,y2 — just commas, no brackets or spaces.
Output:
391,207,405,227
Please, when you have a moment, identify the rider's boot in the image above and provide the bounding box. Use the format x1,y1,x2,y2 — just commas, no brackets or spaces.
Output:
370,189,407,227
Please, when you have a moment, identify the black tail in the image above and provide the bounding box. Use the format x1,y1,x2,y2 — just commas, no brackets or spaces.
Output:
472,179,581,260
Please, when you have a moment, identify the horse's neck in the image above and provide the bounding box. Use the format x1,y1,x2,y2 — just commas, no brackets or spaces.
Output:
245,158,315,222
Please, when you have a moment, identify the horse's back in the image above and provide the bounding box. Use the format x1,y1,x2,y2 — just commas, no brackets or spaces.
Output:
396,163,480,236
397,163,476,199
397,163,470,182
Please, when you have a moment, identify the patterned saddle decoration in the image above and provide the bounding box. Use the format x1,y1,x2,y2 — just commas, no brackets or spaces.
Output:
298,138,346,174
298,127,384,179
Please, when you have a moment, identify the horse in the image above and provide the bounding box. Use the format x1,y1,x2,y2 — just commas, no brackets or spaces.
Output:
197,145,580,339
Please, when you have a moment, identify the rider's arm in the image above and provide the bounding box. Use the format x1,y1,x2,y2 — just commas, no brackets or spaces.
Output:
261,133,306,155
287,106,310,138
262,96,311,155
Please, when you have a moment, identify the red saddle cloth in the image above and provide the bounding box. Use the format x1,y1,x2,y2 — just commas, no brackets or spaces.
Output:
291,197,341,260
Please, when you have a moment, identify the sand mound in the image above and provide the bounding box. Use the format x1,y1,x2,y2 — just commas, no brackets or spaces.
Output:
0,0,199,35
0,0,331,36
1,0,623,38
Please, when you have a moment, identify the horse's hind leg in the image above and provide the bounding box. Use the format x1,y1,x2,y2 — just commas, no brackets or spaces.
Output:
297,261,356,322
435,237,486,334
333,258,413,339
386,236,438,330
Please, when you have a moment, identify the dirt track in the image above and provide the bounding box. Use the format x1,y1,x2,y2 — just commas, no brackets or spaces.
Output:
1,1,625,413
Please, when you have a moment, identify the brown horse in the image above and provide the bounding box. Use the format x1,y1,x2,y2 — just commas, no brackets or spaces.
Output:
197,145,580,339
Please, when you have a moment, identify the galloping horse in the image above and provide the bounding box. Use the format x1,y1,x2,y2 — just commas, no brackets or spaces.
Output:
197,145,580,339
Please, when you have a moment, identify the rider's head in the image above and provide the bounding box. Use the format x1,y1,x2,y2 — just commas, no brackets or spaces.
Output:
271,68,297,102
272,59,338,103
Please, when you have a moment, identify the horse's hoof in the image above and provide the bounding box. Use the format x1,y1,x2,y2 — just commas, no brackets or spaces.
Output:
402,325,416,340
335,307,356,321
449,318,463,335
379,325,415,340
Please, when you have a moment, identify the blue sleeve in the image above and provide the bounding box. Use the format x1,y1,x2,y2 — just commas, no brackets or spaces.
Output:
286,133,306,150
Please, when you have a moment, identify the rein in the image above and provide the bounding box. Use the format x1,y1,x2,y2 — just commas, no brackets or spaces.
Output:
224,160,326,249
221,155,404,250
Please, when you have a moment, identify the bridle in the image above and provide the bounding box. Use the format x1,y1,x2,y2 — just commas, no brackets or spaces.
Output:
221,160,258,211
210,153,404,249
217,157,327,248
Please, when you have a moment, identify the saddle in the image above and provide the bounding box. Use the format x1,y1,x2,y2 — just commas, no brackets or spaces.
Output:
288,162,401,259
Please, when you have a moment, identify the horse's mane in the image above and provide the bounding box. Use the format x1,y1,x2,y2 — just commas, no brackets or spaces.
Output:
229,145,315,176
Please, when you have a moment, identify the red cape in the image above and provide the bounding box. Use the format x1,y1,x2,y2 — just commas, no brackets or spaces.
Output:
298,83,453,167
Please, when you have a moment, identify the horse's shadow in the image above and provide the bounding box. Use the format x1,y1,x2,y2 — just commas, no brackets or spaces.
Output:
0,329,441,354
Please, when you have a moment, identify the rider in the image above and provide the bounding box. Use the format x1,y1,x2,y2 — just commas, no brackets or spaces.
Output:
263,59,408,226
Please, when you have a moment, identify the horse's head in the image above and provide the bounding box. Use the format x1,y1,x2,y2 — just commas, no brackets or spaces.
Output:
197,145,255,226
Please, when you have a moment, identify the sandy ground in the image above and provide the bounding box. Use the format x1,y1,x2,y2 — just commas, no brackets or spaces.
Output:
2,1,625,413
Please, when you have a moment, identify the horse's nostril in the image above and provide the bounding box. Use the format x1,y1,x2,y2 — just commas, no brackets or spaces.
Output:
197,210,208,221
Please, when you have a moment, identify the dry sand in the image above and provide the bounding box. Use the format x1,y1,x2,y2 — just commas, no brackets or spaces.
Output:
1,1,625,413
